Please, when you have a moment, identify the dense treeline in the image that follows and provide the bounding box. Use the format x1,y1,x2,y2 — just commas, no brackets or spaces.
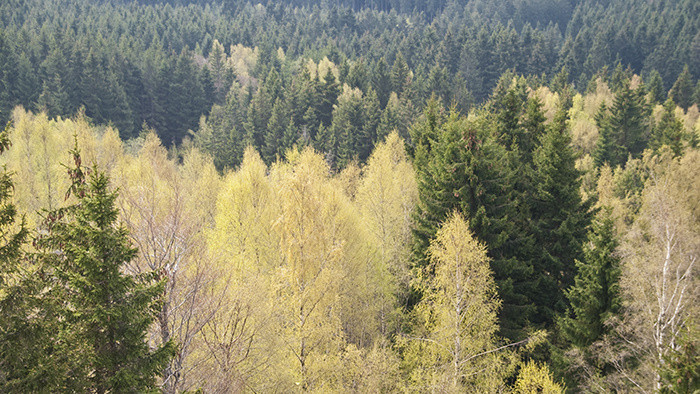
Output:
1,70,698,391
1,0,699,392
1,0,698,162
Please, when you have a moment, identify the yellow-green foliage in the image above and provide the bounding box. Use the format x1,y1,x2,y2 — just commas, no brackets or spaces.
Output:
401,211,506,392
532,86,559,122
569,79,614,155
306,56,339,80
6,108,577,392
229,43,257,85
513,361,564,393
356,132,418,334
2,108,121,228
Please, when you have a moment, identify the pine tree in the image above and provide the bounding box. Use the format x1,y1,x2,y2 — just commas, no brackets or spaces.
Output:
35,146,175,392
559,208,620,347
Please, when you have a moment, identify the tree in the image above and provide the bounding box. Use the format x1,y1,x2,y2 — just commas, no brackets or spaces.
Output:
669,65,694,110
372,58,392,109
331,86,365,169
513,361,564,393
401,211,505,391
530,104,591,322
409,101,531,339
646,70,665,103
0,121,28,286
614,150,699,391
593,83,650,167
35,146,175,392
356,131,418,327
559,208,621,347
651,98,686,157
0,121,33,390
114,134,221,393
391,52,410,96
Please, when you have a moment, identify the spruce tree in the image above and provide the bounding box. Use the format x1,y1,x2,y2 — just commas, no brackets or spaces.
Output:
651,98,686,157
559,209,620,347
0,123,73,392
35,146,175,392
409,100,532,339
372,58,392,109
0,122,32,390
593,83,650,167
0,122,27,294
646,69,665,103
530,104,591,322
669,65,694,110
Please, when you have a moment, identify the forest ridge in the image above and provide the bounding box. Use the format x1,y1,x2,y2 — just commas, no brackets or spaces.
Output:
0,0,699,392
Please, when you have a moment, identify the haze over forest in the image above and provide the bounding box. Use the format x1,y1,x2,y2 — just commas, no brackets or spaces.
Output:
0,0,698,392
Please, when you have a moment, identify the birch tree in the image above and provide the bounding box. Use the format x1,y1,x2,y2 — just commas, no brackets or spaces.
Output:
616,149,699,391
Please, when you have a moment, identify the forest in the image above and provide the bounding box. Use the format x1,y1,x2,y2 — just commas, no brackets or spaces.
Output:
0,0,698,392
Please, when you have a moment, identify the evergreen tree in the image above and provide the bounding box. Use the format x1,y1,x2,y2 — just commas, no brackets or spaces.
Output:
34,147,175,392
372,58,392,109
669,65,694,110
0,122,27,287
391,52,410,96
530,104,591,322
37,75,70,119
409,101,532,339
651,98,686,157
0,31,20,124
262,98,291,163
360,88,381,161
559,208,620,347
0,122,33,390
593,83,650,167
646,69,665,103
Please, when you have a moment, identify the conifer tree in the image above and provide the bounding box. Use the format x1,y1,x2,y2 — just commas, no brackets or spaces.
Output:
651,98,686,156
669,65,694,110
559,209,620,347
372,58,392,109
35,146,175,392
593,83,650,167
0,122,27,297
391,52,410,96
646,70,665,103
530,103,591,322
0,122,34,390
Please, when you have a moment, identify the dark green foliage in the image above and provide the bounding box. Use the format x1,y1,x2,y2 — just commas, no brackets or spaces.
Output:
651,98,686,156
0,123,63,391
0,123,27,274
530,104,592,323
669,65,695,110
647,69,666,103
559,209,620,348
194,85,247,171
0,124,30,376
30,147,175,392
372,58,392,109
659,322,700,394
593,83,650,167
409,98,538,339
